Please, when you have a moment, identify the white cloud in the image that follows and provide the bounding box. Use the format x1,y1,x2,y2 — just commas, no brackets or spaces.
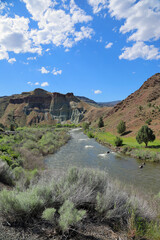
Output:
41,82,49,87
0,46,9,60
0,2,7,12
119,42,160,60
88,0,108,14
8,58,16,64
94,90,102,94
52,68,62,75
27,81,40,85
0,0,93,61
27,81,33,85
108,0,160,43
27,56,36,60
35,82,40,85
39,67,50,74
23,0,93,49
105,42,113,49
107,0,160,60
0,15,42,60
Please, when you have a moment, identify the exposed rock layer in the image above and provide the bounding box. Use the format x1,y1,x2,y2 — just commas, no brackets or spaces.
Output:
0,89,90,126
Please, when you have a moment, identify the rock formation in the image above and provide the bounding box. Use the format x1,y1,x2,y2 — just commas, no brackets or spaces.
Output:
0,89,90,126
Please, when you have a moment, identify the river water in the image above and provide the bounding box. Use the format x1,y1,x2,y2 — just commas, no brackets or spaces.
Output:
44,128,160,195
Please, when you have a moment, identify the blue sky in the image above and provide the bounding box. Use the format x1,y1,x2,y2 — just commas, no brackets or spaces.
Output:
0,0,160,101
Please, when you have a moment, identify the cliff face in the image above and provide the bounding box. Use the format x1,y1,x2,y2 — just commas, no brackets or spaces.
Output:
0,89,88,126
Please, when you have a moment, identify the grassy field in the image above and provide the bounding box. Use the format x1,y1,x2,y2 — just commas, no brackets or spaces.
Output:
94,130,160,152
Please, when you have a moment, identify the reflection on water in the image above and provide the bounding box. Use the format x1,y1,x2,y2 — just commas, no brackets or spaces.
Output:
44,128,160,194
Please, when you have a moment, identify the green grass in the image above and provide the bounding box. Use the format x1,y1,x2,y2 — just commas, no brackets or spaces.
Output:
94,131,160,152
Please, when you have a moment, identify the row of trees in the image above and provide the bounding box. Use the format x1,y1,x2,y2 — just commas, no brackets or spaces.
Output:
116,120,155,147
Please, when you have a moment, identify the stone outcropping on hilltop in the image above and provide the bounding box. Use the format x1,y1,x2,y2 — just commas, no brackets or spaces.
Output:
0,89,90,126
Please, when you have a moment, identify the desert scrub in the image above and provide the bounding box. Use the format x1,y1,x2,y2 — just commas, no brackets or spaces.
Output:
58,200,86,231
0,188,44,222
42,208,56,223
0,167,159,238
0,127,70,170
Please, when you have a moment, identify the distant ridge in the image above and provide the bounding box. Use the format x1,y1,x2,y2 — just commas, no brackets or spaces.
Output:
76,96,121,107
98,100,121,107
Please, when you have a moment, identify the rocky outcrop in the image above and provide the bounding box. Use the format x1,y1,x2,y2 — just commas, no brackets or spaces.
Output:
0,160,14,186
0,89,90,126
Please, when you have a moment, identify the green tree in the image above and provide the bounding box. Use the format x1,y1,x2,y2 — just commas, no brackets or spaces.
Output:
114,136,123,147
136,125,155,148
117,120,126,135
98,117,104,128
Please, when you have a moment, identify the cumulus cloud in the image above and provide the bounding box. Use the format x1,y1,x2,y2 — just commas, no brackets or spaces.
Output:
108,0,160,43
35,82,40,85
52,68,62,75
105,42,113,49
8,58,16,64
27,81,33,85
41,82,49,87
88,0,108,14
0,0,93,61
39,67,50,74
0,15,42,60
107,0,160,60
23,0,93,49
119,42,160,60
94,90,102,94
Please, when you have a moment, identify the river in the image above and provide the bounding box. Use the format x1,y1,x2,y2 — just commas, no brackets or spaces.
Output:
44,128,160,195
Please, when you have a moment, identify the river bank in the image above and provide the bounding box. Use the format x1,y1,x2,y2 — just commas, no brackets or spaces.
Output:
1,128,160,239
0,126,71,188
89,129,160,163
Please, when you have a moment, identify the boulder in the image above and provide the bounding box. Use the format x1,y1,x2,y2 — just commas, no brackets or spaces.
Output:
0,159,14,186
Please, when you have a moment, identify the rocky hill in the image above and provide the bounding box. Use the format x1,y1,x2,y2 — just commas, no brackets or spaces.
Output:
0,89,93,126
103,73,160,136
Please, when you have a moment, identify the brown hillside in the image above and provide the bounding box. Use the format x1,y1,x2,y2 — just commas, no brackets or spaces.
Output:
103,73,160,137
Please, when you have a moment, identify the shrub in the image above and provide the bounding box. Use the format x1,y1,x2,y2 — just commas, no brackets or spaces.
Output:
145,118,152,125
56,123,62,128
82,122,89,130
139,105,143,111
117,120,126,135
122,146,132,154
136,125,155,147
58,200,86,231
114,136,123,147
87,131,94,138
0,188,44,222
98,117,104,128
42,208,56,223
